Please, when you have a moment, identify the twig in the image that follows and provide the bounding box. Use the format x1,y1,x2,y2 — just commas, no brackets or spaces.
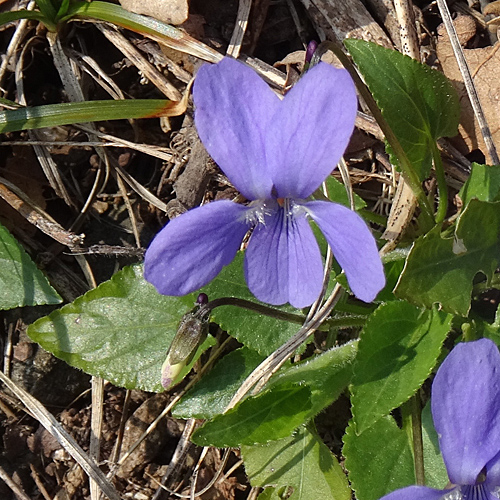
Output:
29,464,53,500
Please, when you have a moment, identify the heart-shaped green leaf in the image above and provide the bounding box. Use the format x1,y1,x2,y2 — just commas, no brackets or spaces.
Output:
0,223,61,310
28,264,214,392
345,39,459,180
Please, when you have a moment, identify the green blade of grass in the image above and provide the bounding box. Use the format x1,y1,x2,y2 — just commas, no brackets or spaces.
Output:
0,98,184,133
36,0,57,24
0,10,54,29
63,1,222,63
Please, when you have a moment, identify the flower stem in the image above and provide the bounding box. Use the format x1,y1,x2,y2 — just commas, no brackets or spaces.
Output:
201,296,366,330
433,142,448,224
403,393,426,485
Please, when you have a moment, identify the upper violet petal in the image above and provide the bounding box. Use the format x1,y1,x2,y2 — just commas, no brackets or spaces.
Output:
244,204,323,308
305,200,385,302
379,485,450,500
431,338,500,485
193,57,279,200
144,201,249,296
267,63,357,199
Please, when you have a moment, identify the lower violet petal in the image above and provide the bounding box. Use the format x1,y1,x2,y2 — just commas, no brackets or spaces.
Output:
305,200,385,302
244,206,323,308
431,339,500,486
485,451,500,486
144,201,250,296
379,485,449,500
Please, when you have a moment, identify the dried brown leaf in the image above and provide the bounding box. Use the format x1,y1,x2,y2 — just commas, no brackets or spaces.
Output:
437,14,500,161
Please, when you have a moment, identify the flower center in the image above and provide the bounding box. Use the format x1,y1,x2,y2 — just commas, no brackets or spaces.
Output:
244,199,278,226
244,198,306,227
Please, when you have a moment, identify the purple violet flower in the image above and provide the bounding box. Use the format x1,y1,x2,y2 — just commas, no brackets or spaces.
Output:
144,57,385,308
380,338,500,500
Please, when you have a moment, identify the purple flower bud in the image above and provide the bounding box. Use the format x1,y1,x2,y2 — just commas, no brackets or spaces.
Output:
196,293,209,305
305,40,318,64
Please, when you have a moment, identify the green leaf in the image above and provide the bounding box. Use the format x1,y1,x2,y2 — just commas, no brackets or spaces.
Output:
0,99,181,133
324,176,366,210
345,39,460,180
351,301,451,434
459,163,500,205
175,341,357,423
201,253,304,355
395,200,500,315
256,488,276,500
27,264,215,392
192,385,312,447
421,403,448,489
243,424,351,500
343,416,415,500
172,347,266,419
480,306,500,345
0,223,61,309
267,341,358,417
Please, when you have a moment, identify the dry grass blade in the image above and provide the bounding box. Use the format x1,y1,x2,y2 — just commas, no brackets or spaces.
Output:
97,23,183,101
75,125,174,161
90,377,105,500
0,371,120,500
0,177,84,247
0,0,34,88
436,0,500,164
227,0,252,58
226,284,343,410
15,36,75,206
151,418,199,499
114,164,168,212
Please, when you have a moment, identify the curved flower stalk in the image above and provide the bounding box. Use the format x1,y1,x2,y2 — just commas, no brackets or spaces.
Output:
145,57,385,308
380,338,500,500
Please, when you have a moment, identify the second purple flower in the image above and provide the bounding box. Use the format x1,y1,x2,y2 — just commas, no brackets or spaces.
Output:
145,57,385,308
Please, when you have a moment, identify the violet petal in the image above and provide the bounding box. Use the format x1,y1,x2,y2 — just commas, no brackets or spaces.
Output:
267,63,357,199
305,200,385,302
431,338,500,485
144,201,250,296
244,205,323,308
485,450,500,486
379,485,449,500
193,57,279,200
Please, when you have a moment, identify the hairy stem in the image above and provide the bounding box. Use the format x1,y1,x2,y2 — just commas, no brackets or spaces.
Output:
202,296,366,330
433,142,448,224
